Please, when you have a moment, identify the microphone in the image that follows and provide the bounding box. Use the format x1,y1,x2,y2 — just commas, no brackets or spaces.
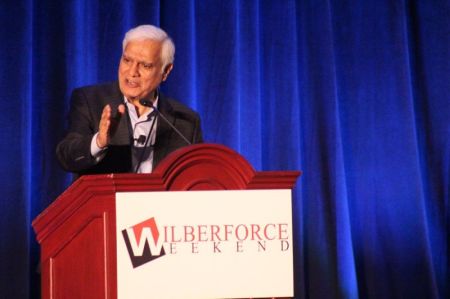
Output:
134,135,146,145
139,99,192,145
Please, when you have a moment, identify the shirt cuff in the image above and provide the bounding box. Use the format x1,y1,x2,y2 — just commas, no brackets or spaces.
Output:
90,133,107,162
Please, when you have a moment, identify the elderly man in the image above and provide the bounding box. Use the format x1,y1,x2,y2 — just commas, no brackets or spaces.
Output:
57,25,203,178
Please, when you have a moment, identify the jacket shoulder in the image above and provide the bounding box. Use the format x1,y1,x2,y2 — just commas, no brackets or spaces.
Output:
162,95,200,121
71,82,123,108
73,82,121,97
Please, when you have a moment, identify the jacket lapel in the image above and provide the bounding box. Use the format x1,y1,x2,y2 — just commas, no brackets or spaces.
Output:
153,93,175,167
108,83,130,146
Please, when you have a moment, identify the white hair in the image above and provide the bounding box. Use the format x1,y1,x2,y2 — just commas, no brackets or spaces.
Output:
122,24,175,70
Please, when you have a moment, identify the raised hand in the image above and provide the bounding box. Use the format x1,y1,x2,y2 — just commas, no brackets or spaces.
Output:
96,104,126,148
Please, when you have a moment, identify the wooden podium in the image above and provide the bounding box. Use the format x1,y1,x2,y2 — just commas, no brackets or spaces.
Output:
33,144,300,298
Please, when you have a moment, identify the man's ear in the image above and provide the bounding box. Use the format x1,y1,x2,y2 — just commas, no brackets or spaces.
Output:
162,63,174,81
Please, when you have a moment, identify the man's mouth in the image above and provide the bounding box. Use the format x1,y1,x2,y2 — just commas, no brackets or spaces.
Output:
125,79,139,87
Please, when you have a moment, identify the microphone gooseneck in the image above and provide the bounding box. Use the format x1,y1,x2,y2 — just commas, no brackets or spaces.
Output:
139,99,192,145
139,99,153,107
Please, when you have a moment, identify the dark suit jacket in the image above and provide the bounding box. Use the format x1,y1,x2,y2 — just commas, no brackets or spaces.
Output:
56,82,203,178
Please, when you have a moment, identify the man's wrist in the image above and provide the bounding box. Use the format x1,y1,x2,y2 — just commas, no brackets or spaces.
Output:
95,135,107,149
91,133,108,158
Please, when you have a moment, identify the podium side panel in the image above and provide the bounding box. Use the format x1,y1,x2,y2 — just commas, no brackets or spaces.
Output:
40,195,116,299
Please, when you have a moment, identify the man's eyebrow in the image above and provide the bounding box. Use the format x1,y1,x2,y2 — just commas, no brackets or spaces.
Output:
122,53,157,66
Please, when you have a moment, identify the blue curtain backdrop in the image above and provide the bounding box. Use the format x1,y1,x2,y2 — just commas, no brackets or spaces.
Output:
0,0,448,298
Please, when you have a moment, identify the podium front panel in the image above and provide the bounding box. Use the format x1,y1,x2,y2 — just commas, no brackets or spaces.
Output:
116,189,294,299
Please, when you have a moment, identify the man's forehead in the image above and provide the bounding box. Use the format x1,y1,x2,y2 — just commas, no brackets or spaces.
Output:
125,39,162,50
123,46,162,63
124,40,161,56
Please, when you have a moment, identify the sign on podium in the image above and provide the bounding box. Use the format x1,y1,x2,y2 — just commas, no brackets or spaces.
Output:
116,189,294,299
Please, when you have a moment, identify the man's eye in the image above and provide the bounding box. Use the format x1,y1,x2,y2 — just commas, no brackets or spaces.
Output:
122,57,130,63
142,63,153,69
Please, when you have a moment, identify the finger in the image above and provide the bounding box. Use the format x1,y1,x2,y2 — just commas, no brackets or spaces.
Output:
100,106,112,131
117,104,126,115
101,104,112,120
98,105,112,148
111,104,125,120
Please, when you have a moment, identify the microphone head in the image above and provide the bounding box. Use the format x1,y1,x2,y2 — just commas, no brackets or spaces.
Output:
139,99,154,108
136,135,146,145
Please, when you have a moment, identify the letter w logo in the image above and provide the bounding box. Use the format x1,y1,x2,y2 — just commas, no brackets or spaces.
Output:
122,217,166,268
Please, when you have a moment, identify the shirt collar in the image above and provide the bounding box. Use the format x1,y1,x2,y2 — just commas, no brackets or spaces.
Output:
124,94,159,121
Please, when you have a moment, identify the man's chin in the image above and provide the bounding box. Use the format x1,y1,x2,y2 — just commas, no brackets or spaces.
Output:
122,92,141,101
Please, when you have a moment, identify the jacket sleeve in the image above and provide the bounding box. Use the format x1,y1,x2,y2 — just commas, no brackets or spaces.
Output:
56,88,98,172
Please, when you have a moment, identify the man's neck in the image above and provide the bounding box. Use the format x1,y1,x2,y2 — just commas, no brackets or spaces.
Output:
127,91,157,117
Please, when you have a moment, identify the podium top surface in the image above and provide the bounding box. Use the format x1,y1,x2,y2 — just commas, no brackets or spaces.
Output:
33,143,300,241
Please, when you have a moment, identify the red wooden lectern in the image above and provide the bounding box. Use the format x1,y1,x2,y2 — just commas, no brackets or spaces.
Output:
33,144,300,298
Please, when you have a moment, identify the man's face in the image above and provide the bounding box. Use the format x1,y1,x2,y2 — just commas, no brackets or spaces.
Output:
118,39,172,102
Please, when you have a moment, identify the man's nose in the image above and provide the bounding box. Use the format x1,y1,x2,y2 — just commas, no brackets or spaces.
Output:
129,62,139,76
